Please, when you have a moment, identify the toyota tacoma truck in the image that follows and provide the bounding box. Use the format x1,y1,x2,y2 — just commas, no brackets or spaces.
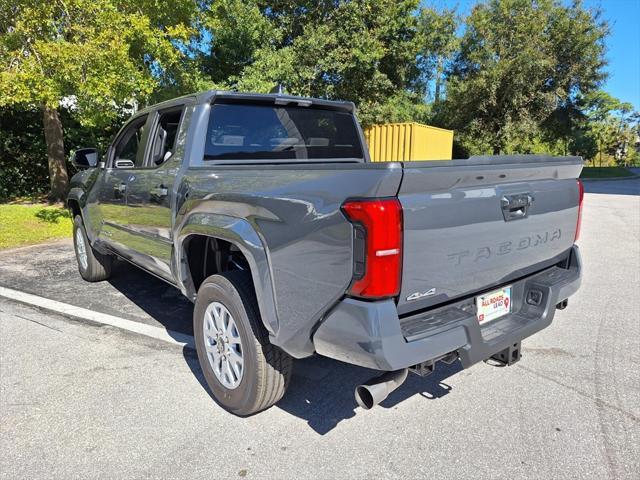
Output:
67,91,583,415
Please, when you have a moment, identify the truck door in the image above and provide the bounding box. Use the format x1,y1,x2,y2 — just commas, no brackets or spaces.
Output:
123,106,186,280
96,113,150,256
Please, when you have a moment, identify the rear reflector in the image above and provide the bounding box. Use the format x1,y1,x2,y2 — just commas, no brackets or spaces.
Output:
575,179,584,242
341,198,403,299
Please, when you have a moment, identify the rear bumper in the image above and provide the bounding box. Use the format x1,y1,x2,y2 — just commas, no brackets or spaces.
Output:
313,246,582,371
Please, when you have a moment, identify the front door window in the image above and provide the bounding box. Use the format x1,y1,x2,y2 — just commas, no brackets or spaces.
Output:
113,115,149,168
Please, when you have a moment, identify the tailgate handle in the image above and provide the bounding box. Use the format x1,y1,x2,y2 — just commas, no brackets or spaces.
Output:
501,194,533,221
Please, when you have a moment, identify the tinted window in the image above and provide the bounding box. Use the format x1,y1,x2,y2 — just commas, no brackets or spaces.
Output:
114,115,148,167
204,104,363,161
150,109,183,166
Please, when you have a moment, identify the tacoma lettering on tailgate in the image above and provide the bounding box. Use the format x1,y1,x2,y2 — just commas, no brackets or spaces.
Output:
447,229,562,266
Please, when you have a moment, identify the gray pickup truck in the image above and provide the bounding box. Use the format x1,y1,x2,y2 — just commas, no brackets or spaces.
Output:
67,91,583,415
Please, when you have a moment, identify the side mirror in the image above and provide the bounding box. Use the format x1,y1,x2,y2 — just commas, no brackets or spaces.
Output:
71,148,99,168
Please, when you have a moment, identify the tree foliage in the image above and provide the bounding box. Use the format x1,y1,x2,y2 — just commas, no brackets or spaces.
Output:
574,91,639,166
438,0,609,155
0,105,121,200
417,7,458,103
1,0,636,201
0,0,202,199
0,0,200,124
202,0,427,126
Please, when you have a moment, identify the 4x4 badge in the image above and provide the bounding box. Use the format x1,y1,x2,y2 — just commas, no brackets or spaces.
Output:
406,288,436,301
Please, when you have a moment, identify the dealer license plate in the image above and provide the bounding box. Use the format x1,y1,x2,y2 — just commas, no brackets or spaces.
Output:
476,286,512,324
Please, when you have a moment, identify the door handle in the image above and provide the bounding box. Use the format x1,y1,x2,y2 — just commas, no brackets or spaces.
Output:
114,183,126,197
115,159,134,169
150,184,168,199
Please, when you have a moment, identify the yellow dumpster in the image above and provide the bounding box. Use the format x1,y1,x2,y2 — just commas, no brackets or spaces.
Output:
364,122,453,162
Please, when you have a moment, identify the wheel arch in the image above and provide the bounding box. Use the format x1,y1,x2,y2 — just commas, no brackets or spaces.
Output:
67,198,82,219
67,187,85,219
175,213,279,336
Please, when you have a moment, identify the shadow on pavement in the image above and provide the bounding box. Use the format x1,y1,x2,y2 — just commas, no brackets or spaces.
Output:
1,241,464,434
103,260,464,434
273,357,463,434
182,342,462,434
107,260,194,335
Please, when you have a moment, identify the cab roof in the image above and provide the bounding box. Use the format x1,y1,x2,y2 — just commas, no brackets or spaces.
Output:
138,90,356,115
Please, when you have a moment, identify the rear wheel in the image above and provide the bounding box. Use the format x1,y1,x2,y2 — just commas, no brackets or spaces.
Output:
194,271,292,415
73,215,112,282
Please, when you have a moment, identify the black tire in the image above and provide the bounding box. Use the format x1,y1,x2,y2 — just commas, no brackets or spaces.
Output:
73,215,112,282
194,271,293,416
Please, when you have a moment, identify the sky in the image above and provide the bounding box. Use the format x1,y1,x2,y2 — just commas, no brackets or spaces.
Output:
433,0,640,111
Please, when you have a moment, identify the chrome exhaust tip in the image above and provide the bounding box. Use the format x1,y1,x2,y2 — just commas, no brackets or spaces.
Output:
354,369,409,410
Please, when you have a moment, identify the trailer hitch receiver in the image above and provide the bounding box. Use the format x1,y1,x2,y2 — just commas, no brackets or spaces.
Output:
490,342,522,366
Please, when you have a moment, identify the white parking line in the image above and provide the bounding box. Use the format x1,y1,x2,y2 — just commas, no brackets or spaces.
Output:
0,286,195,349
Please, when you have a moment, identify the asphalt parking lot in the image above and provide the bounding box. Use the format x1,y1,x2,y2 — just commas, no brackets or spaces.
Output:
1,179,639,479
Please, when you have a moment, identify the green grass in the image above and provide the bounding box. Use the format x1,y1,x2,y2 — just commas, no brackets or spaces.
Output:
0,204,72,249
580,167,635,179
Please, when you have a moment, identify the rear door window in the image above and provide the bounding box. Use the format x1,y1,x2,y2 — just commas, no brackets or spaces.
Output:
203,103,363,161
148,108,184,166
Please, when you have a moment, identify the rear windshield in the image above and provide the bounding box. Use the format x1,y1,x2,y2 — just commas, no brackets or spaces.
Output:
203,103,363,161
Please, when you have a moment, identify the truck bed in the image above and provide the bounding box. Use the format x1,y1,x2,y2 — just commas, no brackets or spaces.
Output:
180,154,582,357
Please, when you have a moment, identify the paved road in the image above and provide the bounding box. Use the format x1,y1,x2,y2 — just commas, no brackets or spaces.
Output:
1,179,639,479
583,176,640,196
0,240,193,335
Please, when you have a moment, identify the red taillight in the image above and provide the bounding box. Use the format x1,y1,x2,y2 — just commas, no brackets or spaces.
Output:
341,198,403,299
575,179,584,242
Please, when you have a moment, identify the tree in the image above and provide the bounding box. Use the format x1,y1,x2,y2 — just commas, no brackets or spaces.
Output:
0,0,199,201
438,0,608,155
417,7,458,103
201,0,427,126
0,104,123,200
573,91,638,166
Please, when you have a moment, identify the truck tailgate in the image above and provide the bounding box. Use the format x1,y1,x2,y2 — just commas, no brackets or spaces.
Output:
397,156,583,315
